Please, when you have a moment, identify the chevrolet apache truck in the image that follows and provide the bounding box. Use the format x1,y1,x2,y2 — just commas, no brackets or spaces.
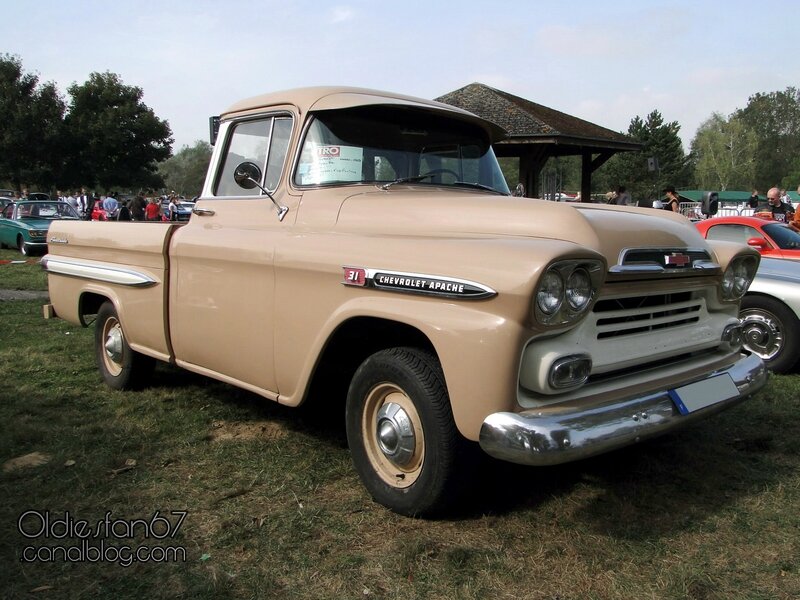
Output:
43,86,768,516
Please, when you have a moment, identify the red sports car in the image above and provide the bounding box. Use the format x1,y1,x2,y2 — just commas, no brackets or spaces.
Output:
695,215,800,260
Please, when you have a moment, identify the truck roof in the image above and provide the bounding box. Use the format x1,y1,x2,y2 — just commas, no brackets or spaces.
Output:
220,86,507,141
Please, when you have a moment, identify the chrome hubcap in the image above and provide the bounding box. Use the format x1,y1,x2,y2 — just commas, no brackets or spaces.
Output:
741,313,782,359
376,402,416,467
105,325,124,364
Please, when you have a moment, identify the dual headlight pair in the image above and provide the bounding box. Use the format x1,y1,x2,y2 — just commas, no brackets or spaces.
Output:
534,260,604,326
721,255,758,301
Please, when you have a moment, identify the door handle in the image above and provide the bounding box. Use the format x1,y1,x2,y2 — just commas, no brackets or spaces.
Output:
192,207,215,216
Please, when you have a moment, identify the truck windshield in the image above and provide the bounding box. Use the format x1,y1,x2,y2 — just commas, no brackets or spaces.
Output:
294,105,510,195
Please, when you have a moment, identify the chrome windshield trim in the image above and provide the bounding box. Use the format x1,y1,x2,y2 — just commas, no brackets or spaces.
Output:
41,256,158,288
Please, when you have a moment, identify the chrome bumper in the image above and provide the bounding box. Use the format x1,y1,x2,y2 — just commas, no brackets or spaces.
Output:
479,353,767,466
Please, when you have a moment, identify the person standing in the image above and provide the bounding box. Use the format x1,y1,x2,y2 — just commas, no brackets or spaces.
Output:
614,186,632,206
168,195,178,221
65,190,78,211
76,187,90,217
663,186,680,212
102,193,118,216
748,189,760,209
763,187,795,222
130,192,147,221
145,197,161,221
116,200,132,221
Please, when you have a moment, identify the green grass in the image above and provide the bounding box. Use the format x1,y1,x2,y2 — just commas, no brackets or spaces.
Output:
0,288,799,598
0,247,48,290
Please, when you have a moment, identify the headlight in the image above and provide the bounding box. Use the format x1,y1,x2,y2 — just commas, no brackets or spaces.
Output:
566,268,592,311
534,260,604,325
721,255,758,301
537,271,564,315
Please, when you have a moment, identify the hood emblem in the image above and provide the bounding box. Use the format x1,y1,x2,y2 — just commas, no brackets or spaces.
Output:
664,253,690,267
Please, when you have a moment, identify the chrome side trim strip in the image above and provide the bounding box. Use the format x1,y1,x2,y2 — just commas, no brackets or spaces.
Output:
479,353,766,466
342,266,496,300
41,256,158,288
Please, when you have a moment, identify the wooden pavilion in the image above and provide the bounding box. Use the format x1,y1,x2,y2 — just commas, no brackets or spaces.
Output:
436,83,642,201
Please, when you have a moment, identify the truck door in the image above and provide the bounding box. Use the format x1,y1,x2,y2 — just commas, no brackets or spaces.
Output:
169,115,295,397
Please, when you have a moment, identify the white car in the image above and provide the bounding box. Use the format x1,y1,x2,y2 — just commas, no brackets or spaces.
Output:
741,257,800,373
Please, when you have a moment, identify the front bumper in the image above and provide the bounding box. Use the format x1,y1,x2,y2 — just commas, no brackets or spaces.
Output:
479,353,767,466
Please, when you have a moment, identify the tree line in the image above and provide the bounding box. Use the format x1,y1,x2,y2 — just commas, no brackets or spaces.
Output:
556,87,800,200
2,53,798,201
0,54,172,194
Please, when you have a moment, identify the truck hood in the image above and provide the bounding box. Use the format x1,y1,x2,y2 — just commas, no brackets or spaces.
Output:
336,188,709,260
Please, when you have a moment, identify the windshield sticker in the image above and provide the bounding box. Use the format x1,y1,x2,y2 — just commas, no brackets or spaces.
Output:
301,145,363,185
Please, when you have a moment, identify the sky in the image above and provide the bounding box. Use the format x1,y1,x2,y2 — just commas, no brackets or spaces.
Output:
3,0,798,152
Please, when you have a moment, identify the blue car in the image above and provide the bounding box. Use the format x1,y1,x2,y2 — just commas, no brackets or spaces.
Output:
0,201,80,255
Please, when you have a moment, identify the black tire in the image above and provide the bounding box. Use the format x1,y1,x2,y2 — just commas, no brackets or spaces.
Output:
740,295,800,374
94,301,155,390
17,235,29,256
346,347,464,517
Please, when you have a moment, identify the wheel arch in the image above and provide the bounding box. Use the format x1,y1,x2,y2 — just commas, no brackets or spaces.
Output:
300,316,437,413
78,291,118,326
743,291,800,321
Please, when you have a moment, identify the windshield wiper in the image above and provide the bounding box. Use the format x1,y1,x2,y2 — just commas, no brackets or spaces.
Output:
452,181,508,195
380,175,434,190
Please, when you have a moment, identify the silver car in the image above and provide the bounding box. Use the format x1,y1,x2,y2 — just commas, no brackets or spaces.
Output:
741,257,800,373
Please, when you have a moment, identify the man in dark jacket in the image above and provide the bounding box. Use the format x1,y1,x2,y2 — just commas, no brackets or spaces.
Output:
130,193,147,221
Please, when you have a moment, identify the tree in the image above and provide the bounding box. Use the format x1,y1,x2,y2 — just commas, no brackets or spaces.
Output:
64,72,173,191
594,110,690,201
734,87,800,191
0,54,66,190
690,112,757,191
157,141,212,197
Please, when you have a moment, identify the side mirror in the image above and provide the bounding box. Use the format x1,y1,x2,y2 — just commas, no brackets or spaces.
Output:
701,191,719,216
233,161,288,222
513,183,526,197
234,162,263,190
209,116,220,146
746,236,769,249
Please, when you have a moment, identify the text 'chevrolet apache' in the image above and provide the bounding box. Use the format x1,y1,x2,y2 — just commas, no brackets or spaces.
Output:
43,86,768,516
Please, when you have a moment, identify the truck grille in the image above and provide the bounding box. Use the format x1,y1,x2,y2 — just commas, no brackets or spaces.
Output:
593,291,702,339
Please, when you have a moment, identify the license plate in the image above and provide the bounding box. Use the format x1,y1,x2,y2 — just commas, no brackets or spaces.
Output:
668,374,739,415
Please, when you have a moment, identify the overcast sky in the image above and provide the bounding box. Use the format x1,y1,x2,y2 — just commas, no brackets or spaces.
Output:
3,0,797,151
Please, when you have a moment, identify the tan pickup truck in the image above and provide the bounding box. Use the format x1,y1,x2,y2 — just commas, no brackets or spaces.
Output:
43,86,767,516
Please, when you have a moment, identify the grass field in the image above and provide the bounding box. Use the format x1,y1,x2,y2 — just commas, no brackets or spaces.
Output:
1,258,799,599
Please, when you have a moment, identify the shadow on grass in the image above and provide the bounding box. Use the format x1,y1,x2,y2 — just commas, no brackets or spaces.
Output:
146,363,793,540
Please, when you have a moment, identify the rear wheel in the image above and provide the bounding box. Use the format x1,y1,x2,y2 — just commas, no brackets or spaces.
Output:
346,347,464,517
740,295,800,374
95,301,155,389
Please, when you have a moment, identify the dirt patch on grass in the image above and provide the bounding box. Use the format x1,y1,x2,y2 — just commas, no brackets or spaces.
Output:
3,451,51,472
207,420,288,442
0,289,49,301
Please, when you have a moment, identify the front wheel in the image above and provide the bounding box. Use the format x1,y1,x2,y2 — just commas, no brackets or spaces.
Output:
17,235,29,256
94,301,155,389
346,347,464,517
740,295,800,374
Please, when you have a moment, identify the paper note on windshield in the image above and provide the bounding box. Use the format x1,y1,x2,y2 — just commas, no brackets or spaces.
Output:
303,145,363,184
